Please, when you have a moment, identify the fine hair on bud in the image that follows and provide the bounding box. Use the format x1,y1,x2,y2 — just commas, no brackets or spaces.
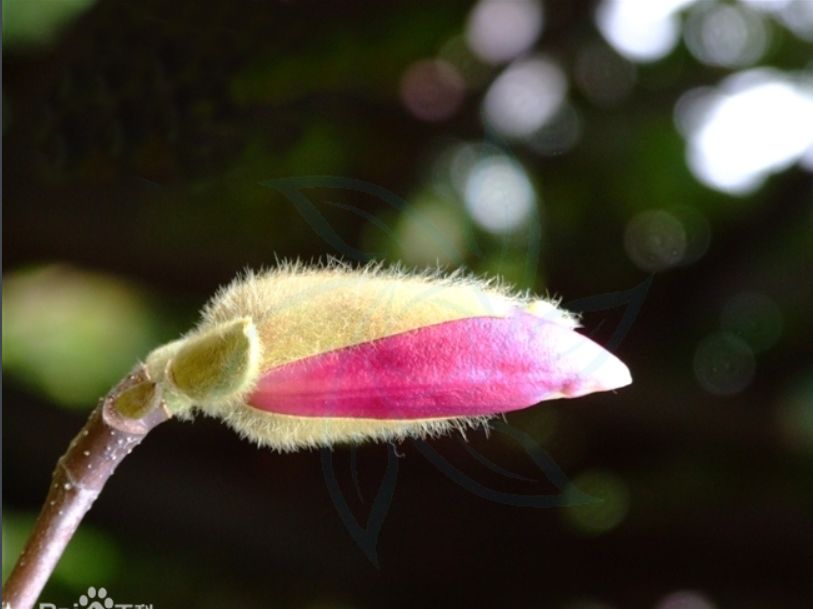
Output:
145,259,591,451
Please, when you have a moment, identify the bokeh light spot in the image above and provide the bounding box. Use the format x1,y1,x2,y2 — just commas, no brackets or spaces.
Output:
400,59,465,122
448,142,503,196
466,0,544,65
394,195,469,267
740,0,792,13
596,0,698,63
482,56,567,139
684,3,769,68
656,590,717,609
693,332,756,396
464,155,536,234
679,70,813,195
777,0,813,42
564,470,630,535
721,292,783,352
674,86,716,139
624,209,688,272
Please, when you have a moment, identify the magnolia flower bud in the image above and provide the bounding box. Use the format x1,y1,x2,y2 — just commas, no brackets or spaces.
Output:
144,262,631,451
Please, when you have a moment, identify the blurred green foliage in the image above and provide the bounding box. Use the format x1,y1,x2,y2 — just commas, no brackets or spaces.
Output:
2,0,97,49
2,266,171,408
563,470,630,536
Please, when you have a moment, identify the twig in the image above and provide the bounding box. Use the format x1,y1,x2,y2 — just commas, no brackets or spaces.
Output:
2,365,170,609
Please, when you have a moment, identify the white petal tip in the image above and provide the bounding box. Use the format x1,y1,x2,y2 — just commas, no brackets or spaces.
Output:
593,354,632,392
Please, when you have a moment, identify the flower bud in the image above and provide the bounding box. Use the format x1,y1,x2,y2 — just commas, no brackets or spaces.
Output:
145,262,631,451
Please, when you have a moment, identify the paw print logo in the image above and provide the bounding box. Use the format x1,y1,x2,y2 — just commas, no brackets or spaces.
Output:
77,586,115,609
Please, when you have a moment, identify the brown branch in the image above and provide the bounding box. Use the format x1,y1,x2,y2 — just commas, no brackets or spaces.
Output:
2,365,171,609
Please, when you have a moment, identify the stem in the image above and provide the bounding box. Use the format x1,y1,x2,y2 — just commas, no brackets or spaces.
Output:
2,365,170,609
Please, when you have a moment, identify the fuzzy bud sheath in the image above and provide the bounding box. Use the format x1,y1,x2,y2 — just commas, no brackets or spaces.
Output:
145,262,632,451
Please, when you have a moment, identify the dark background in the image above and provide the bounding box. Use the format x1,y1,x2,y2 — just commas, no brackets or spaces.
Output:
4,1,813,608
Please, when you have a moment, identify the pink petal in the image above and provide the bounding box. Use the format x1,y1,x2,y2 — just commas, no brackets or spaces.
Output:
247,311,631,419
